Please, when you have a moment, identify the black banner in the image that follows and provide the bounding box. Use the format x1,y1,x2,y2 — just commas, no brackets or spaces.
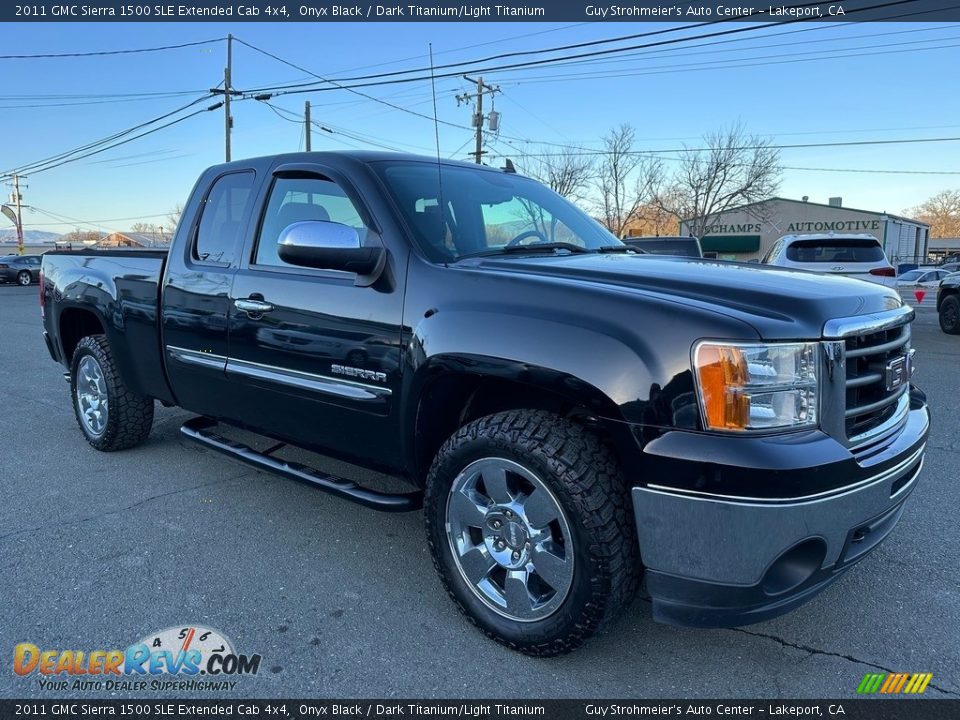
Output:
5,0,960,22
2,700,960,720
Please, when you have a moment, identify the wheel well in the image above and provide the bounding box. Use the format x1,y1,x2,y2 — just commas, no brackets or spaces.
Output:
414,374,614,484
939,286,958,311
59,308,105,363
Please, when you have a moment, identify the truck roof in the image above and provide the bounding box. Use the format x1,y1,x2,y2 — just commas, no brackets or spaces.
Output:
206,150,515,175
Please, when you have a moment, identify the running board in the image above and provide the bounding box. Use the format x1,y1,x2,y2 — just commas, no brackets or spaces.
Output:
180,416,423,512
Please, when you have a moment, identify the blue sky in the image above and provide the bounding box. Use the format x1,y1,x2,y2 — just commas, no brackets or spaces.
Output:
2,19,959,236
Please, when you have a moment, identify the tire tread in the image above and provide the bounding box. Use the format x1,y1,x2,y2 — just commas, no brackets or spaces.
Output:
424,409,640,657
71,335,154,451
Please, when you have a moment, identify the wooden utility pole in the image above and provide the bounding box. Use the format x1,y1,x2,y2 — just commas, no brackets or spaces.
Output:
304,101,312,151
13,174,24,255
456,76,499,164
224,33,233,162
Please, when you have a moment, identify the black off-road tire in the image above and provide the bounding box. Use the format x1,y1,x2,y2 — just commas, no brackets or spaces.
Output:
940,295,960,335
70,335,154,451
424,409,641,656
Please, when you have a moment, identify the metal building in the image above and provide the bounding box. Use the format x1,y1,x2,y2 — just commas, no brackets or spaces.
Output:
681,197,930,264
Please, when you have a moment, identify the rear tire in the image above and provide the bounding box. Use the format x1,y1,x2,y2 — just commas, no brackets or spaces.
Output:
940,295,960,335
70,335,154,451
424,409,640,656
17,271,31,286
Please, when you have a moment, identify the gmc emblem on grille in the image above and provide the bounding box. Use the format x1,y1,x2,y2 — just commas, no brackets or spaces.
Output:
885,355,909,392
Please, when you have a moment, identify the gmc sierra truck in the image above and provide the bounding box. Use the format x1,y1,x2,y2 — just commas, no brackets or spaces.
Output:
41,152,929,656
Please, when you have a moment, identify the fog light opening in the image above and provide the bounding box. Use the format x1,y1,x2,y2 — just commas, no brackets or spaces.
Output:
761,538,827,596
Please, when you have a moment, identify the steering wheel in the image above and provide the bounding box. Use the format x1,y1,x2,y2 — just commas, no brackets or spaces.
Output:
506,229,550,247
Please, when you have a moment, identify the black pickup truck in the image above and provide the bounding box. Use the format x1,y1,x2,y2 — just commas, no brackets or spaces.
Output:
41,152,929,656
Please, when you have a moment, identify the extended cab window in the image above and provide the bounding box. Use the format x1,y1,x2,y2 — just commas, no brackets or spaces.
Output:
255,175,368,268
193,171,255,264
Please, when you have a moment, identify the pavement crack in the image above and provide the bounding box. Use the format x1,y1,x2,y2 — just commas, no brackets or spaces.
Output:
0,473,250,543
727,627,960,697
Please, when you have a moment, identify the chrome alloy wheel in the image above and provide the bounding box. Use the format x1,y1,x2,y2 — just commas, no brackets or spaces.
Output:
76,355,108,437
445,457,574,622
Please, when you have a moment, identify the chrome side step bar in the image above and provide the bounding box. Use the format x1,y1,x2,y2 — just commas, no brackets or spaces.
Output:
180,416,423,512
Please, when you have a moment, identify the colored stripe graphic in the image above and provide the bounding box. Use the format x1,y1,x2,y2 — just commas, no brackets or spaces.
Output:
857,672,932,694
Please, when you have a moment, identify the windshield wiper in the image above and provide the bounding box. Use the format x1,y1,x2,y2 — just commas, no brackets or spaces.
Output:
596,245,636,253
456,242,595,260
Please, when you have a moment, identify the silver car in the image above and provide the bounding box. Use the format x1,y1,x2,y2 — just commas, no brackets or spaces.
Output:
762,234,896,287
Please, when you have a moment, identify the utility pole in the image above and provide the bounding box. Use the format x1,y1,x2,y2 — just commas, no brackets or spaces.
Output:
12,174,24,255
456,76,499,164
304,101,312,151
211,35,239,160
224,33,233,162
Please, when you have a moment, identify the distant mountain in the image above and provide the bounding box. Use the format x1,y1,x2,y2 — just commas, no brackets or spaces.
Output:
0,229,62,244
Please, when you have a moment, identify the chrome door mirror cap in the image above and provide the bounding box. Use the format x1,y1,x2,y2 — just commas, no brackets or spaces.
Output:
277,220,384,282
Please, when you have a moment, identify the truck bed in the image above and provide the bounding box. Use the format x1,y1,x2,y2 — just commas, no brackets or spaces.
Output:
41,249,173,404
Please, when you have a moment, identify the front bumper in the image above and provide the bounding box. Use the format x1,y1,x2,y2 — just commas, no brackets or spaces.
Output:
632,397,929,628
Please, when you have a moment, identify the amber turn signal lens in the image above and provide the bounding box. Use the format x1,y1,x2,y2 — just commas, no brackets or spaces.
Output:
695,345,750,430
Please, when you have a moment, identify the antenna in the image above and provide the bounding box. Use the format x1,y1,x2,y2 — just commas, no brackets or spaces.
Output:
429,43,446,257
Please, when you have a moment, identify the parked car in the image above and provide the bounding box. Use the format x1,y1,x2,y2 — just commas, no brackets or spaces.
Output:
896,268,953,308
937,272,960,334
761,234,896,286
936,261,960,274
40,152,928,656
621,235,703,258
0,254,42,285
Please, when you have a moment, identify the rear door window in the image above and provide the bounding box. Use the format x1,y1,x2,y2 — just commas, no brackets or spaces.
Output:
785,240,884,263
193,171,257,265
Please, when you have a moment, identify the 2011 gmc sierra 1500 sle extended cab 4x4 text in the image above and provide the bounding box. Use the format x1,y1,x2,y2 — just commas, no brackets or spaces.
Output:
40,152,929,656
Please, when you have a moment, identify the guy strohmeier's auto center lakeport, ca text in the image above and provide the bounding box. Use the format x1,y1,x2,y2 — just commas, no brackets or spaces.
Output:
12,3,849,19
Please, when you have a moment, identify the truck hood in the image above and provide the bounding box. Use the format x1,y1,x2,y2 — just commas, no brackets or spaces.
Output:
463,253,904,338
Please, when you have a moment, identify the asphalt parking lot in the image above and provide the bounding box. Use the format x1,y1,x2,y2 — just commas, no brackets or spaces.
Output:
1,282,957,700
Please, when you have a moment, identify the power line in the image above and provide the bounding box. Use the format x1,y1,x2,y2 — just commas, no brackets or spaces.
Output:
244,0,920,97
2,94,215,178
511,17,956,74
27,208,173,228
0,38,224,60
238,38,479,134
5,102,220,178
495,35,960,86
244,1,838,93
502,135,960,157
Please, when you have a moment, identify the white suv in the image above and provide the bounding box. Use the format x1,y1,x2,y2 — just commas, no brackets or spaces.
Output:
762,234,897,286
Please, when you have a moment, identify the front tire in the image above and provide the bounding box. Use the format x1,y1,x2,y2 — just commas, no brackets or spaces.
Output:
424,410,640,656
70,335,154,451
940,295,960,335
17,270,31,286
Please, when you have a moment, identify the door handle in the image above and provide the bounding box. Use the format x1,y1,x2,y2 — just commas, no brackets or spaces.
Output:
234,298,275,315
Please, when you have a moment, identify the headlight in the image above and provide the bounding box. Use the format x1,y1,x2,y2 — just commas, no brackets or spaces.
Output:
693,341,819,432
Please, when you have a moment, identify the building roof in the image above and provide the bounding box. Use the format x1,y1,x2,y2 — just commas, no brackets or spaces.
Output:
683,196,929,228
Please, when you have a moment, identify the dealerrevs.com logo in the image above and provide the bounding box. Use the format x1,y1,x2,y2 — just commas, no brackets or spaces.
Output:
13,626,262,692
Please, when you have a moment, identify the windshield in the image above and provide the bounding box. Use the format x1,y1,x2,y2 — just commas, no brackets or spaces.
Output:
374,161,623,262
785,239,885,263
897,270,923,282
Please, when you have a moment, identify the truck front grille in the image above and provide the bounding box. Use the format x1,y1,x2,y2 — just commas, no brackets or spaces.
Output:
844,323,911,439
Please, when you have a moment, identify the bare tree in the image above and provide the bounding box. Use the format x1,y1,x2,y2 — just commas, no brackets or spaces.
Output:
59,229,102,247
907,189,960,238
166,203,184,235
626,201,680,237
519,147,594,203
655,122,781,239
130,222,155,233
593,124,662,237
